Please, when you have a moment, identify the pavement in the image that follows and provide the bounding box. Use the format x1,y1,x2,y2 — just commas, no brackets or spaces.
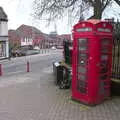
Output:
0,50,120,120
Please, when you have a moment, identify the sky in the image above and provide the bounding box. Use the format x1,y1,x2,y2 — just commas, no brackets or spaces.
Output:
0,0,120,35
0,0,71,35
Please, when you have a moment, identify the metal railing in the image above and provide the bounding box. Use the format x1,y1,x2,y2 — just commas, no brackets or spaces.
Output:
112,38,120,80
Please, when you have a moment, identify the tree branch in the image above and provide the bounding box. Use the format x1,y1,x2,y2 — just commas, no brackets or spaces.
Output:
61,0,78,8
102,0,111,11
114,0,120,6
84,0,94,6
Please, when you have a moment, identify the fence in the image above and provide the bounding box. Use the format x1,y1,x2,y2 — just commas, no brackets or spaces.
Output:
112,38,120,80
112,22,120,80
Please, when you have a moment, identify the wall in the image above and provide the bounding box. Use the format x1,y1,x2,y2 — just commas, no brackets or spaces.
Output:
0,21,8,36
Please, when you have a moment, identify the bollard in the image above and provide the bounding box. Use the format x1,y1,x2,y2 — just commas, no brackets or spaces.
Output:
27,61,30,72
0,64,2,76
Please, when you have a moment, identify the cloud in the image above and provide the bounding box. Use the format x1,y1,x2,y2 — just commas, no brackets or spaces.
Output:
0,0,71,34
0,0,32,29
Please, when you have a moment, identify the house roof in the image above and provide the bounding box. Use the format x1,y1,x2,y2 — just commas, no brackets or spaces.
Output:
16,24,44,38
0,7,8,21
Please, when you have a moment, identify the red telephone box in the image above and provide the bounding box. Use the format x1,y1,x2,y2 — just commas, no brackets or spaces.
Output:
72,19,113,105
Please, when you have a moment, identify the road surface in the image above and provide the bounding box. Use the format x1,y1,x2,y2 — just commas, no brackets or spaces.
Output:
1,49,62,76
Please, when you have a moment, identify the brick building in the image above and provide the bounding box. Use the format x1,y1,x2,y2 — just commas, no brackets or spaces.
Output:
9,24,45,48
9,24,71,49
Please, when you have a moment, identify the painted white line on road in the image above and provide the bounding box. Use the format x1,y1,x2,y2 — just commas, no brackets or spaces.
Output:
4,71,24,76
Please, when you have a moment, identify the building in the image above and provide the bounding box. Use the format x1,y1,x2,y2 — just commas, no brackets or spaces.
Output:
16,24,45,47
9,24,71,50
49,24,71,48
0,7,9,59
9,24,45,48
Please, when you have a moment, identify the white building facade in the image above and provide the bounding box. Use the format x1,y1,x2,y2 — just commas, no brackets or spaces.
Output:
21,37,33,46
0,7,9,59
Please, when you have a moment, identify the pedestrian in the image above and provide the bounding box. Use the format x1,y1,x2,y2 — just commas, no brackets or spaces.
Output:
8,47,12,61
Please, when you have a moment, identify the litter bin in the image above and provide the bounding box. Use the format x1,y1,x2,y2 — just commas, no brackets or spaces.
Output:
111,80,120,96
59,66,72,89
53,62,63,85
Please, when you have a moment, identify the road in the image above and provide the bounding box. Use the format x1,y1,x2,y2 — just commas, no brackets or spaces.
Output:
1,49,62,76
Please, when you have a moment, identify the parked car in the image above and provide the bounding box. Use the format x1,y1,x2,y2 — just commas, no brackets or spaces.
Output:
11,46,40,57
11,49,26,57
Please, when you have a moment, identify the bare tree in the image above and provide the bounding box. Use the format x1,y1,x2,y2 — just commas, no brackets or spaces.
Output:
91,0,112,19
32,0,113,22
114,0,120,6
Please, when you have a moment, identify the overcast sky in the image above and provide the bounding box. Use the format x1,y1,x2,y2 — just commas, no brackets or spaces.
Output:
0,0,120,35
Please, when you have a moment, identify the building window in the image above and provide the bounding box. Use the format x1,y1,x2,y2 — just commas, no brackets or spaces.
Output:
0,41,6,57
